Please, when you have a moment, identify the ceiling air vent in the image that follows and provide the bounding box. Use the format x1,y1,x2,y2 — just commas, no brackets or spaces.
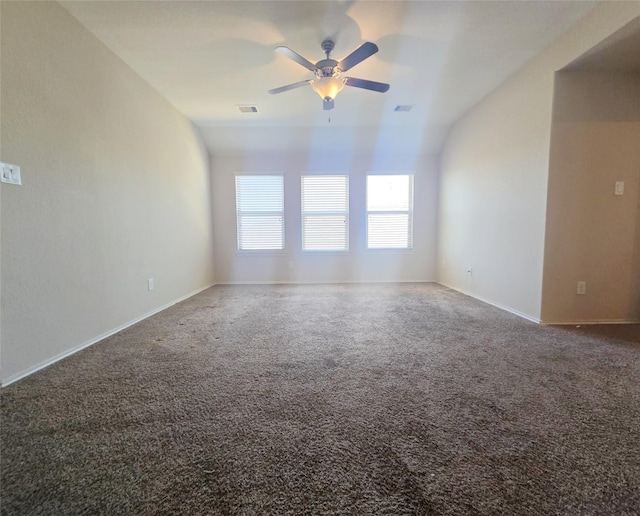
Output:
394,105,413,112
237,105,258,113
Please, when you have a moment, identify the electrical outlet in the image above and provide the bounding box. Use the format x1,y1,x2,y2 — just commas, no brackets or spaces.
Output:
1,162,21,185
576,281,586,295
614,181,624,196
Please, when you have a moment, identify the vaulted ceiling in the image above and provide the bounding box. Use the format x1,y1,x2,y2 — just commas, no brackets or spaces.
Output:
60,0,599,156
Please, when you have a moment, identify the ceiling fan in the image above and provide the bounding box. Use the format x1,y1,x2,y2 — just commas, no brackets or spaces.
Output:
268,38,390,111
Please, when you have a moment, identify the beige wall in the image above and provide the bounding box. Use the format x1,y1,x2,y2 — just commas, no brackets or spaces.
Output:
0,1,215,384
211,153,438,284
437,3,640,321
541,71,640,323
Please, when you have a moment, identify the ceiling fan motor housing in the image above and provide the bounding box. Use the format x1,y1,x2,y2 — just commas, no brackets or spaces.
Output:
315,60,341,78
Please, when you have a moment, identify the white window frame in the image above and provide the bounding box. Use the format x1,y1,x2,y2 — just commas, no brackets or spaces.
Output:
366,174,414,250
235,175,284,251
301,175,349,252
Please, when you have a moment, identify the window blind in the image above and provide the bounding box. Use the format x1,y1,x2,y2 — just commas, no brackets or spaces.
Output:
235,175,284,250
301,175,349,251
366,174,414,249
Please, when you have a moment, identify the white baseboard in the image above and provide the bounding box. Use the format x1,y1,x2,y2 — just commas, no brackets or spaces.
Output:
438,283,542,324
540,319,640,326
438,283,640,326
1,283,215,387
215,279,437,285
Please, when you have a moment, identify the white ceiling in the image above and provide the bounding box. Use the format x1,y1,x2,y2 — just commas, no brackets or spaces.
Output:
60,0,599,156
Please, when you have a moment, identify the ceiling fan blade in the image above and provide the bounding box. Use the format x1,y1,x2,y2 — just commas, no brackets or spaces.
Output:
338,42,379,72
344,77,390,93
323,98,334,111
268,80,312,95
275,46,317,72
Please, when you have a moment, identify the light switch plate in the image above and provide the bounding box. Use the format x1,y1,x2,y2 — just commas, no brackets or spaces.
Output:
614,181,624,196
1,162,21,185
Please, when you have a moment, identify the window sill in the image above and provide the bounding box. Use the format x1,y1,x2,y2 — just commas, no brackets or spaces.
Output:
302,249,350,253
235,251,287,256
366,248,414,253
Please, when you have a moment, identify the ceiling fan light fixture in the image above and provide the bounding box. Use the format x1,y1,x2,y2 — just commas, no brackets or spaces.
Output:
310,76,346,101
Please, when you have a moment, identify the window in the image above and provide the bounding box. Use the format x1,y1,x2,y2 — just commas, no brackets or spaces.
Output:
366,174,414,249
235,175,284,250
301,175,349,251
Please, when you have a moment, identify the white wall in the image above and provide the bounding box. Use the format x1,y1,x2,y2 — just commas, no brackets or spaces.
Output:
437,3,640,322
542,71,640,323
0,1,215,384
211,153,438,284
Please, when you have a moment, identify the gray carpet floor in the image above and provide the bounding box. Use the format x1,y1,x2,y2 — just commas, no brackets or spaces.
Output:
2,283,639,515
